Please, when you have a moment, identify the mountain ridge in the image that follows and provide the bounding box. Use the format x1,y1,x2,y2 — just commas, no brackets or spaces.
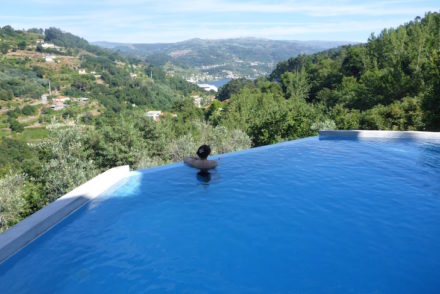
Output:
93,38,352,80
93,37,351,48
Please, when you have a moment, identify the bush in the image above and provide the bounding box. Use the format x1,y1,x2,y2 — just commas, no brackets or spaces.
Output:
0,174,26,232
17,41,26,50
0,89,13,100
39,123,98,201
21,105,37,116
167,134,197,162
133,156,163,170
200,123,252,154
80,112,94,125
87,116,147,169
9,119,24,132
311,119,337,131
0,42,9,54
166,122,252,161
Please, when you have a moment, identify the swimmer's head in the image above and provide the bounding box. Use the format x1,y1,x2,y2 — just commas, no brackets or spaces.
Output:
197,144,211,159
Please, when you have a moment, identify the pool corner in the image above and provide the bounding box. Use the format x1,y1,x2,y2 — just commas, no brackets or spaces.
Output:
0,165,131,264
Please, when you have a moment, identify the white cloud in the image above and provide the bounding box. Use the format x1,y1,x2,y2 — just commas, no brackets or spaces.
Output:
170,0,437,16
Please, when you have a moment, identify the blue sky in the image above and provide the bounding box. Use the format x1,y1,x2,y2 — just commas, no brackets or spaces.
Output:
1,0,438,43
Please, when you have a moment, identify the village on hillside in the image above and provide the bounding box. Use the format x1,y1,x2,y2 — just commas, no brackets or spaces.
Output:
0,32,216,140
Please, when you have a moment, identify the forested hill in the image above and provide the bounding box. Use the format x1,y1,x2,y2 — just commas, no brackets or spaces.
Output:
267,12,440,130
212,12,439,146
0,26,201,112
95,38,349,79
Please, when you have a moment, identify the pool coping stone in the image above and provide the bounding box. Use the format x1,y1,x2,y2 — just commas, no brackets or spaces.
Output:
319,130,440,140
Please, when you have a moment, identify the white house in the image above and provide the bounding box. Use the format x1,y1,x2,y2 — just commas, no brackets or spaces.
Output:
42,43,55,49
50,104,67,111
146,111,162,121
45,55,56,62
78,69,87,75
41,94,48,104
193,96,203,108
130,73,138,78
71,97,89,102
53,97,70,103
42,43,62,50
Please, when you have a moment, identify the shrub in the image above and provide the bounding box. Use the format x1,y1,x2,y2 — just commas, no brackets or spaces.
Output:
166,122,252,161
167,134,197,162
0,174,26,232
9,119,24,132
39,123,98,201
0,89,13,100
21,105,37,116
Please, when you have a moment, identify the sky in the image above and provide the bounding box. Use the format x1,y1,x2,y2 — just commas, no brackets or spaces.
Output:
1,0,438,43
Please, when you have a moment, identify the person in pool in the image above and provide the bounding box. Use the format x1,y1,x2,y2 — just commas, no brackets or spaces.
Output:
184,144,217,171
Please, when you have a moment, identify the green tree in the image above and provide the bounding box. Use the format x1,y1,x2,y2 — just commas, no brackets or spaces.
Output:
17,40,27,50
341,46,365,79
280,67,310,100
39,123,98,201
0,174,26,232
421,79,440,130
9,119,24,132
0,89,13,100
87,115,147,169
21,105,37,116
216,78,254,101
0,42,10,54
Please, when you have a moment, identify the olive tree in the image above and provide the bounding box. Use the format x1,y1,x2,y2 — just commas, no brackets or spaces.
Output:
0,174,26,232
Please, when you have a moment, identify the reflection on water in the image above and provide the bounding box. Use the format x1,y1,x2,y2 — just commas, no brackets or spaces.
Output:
420,142,440,170
197,170,211,184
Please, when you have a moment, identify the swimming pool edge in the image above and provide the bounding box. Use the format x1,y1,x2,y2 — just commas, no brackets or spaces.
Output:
0,165,130,264
319,130,440,140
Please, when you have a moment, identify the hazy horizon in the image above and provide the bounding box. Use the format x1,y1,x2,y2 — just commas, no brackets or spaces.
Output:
93,37,353,45
1,0,438,43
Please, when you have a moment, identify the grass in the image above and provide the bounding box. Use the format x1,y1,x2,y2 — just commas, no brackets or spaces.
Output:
1,127,48,141
0,128,10,138
15,127,48,141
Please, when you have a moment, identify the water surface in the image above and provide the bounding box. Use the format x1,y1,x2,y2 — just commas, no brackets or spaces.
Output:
1,137,440,293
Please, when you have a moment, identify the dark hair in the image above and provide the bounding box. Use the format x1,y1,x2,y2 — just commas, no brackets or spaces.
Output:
197,144,211,159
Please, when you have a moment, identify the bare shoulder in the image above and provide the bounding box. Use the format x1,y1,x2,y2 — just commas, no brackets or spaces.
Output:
184,157,198,164
184,157,217,170
208,160,218,168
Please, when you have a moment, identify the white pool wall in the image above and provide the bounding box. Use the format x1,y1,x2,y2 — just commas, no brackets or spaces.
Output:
319,130,440,140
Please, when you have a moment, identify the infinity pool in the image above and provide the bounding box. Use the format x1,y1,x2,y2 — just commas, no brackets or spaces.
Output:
1,137,440,293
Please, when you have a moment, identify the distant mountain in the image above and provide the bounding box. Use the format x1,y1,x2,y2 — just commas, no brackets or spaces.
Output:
94,38,351,80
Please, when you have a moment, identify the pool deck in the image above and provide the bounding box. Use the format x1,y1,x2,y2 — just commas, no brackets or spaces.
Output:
319,130,440,140
0,165,130,264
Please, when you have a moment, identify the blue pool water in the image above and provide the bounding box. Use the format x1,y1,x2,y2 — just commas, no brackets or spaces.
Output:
1,137,440,293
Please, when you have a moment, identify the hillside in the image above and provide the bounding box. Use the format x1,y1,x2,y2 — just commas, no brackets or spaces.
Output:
210,12,439,147
94,38,349,80
267,12,440,131
0,26,205,138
